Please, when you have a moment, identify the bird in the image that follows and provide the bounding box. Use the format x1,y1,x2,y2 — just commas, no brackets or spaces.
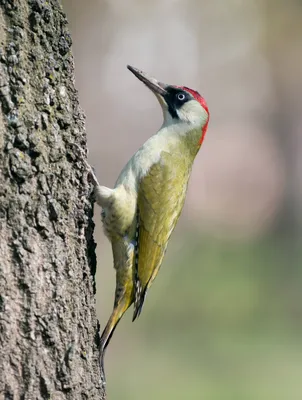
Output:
87,65,210,376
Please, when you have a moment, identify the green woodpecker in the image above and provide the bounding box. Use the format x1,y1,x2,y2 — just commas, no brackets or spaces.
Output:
89,65,209,373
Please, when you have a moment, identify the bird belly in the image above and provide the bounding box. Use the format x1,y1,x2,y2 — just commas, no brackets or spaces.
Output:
102,185,137,240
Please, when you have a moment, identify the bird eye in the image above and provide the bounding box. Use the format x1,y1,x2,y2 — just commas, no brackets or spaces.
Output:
177,93,186,101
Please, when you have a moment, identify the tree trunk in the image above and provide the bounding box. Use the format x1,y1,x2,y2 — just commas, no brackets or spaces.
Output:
0,1,105,398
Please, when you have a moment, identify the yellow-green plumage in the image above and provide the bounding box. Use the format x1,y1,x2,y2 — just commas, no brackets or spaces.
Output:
91,65,210,380
133,150,194,319
98,130,203,373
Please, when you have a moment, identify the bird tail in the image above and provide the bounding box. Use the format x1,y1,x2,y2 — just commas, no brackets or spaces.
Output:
99,298,132,374
132,283,149,322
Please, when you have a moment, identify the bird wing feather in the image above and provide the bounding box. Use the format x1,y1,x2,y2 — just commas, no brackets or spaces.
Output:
132,151,190,320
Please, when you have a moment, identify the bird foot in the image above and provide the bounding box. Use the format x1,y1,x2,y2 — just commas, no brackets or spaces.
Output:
73,143,99,187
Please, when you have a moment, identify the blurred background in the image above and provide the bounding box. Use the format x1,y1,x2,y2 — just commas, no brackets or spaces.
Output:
63,1,302,398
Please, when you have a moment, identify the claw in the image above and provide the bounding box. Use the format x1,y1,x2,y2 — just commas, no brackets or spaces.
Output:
87,165,99,187
73,143,99,186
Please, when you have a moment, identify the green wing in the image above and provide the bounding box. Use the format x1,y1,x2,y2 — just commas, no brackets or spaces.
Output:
132,151,190,320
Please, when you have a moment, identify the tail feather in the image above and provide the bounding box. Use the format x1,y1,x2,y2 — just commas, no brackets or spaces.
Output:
99,314,120,361
99,299,131,373
132,285,148,322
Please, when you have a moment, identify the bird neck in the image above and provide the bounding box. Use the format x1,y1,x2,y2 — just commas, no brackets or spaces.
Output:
158,123,202,159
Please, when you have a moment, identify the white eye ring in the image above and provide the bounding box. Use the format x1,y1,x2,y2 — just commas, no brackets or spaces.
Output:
177,93,186,101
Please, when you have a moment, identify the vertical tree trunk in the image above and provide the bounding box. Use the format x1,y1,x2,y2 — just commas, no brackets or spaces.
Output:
0,1,105,398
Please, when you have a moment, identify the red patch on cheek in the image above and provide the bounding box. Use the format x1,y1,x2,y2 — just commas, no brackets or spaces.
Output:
199,118,209,145
180,86,209,145
178,86,210,146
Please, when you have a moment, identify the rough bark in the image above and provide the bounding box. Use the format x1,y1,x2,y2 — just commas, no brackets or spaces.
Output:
0,0,105,398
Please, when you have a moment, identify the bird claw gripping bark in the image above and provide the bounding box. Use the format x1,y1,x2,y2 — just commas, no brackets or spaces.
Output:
86,164,99,187
73,143,99,187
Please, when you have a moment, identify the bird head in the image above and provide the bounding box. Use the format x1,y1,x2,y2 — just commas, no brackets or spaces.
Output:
127,65,209,145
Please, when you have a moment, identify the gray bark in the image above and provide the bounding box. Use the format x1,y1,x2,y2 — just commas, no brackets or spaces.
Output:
0,0,105,398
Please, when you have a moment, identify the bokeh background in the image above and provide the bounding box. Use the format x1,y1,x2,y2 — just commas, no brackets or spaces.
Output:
63,1,302,398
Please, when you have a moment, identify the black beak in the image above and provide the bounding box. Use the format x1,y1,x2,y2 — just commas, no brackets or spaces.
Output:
127,65,168,96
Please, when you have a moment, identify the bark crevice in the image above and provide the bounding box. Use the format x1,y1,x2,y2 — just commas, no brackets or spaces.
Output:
0,1,104,398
